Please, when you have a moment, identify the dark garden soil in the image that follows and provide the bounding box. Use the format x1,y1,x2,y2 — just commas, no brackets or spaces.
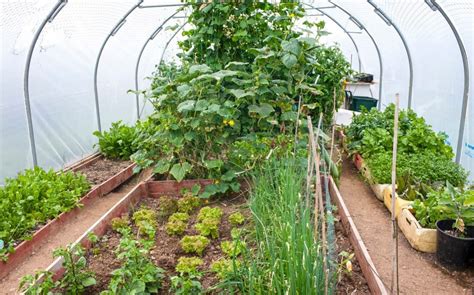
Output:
77,158,132,185
334,211,370,294
1,176,141,295
339,156,473,294
85,193,250,294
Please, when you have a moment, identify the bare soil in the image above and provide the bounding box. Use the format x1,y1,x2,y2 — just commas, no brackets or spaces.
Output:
334,211,370,294
339,157,474,294
0,177,140,295
85,194,249,294
77,158,132,185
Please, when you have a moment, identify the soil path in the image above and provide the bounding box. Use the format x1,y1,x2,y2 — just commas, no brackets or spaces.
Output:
339,158,473,295
0,176,141,294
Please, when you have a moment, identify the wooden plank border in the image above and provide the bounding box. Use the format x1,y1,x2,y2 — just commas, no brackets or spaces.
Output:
0,162,136,279
327,176,388,295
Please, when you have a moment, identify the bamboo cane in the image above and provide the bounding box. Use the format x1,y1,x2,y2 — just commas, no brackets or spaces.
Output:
390,94,400,295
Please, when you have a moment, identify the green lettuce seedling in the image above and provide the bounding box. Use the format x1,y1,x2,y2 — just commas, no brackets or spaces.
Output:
175,257,203,275
228,212,245,226
177,195,201,213
166,213,189,236
221,240,246,258
180,235,210,256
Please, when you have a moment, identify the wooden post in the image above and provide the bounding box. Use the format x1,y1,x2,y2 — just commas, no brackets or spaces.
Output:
390,94,400,294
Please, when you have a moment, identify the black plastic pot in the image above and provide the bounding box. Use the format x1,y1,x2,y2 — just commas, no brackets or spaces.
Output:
436,220,474,269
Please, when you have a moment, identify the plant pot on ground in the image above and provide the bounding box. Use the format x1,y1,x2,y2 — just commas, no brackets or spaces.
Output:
436,220,474,269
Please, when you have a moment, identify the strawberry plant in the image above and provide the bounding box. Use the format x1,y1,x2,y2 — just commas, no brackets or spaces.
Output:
180,235,210,256
0,167,90,260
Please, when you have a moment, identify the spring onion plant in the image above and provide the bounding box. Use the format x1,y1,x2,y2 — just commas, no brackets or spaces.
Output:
223,157,335,294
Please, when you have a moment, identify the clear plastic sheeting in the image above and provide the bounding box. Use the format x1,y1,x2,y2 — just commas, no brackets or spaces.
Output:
1,0,473,183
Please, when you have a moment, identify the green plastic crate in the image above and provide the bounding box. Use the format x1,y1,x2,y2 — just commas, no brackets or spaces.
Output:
350,96,378,112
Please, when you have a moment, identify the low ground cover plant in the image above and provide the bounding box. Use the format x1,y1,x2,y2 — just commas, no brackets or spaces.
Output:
132,207,158,239
0,167,90,260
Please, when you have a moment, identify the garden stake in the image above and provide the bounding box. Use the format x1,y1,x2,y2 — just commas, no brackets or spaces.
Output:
308,114,328,295
390,94,400,295
329,89,337,161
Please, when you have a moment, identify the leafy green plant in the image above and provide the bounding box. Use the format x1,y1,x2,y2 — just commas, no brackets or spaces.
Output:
157,196,178,220
197,207,223,221
414,183,474,233
131,1,350,198
93,121,138,160
366,151,467,190
19,270,56,295
210,258,240,280
166,212,189,236
132,208,157,239
180,235,210,256
53,244,96,294
171,254,203,294
221,240,246,258
228,212,245,226
102,231,165,294
111,215,130,233
0,167,90,260
177,195,201,213
346,105,454,159
175,257,203,275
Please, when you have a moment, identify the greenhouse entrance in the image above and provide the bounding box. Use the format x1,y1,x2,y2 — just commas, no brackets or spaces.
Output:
1,1,473,294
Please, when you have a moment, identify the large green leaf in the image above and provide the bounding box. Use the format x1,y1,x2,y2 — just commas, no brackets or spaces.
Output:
229,89,254,99
281,53,298,68
153,159,170,174
177,84,192,97
189,64,212,75
204,159,224,169
248,103,274,118
170,162,192,182
177,100,195,113
282,39,301,55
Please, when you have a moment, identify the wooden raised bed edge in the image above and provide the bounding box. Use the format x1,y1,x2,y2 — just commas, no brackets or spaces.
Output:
327,176,388,295
62,153,102,173
0,162,136,280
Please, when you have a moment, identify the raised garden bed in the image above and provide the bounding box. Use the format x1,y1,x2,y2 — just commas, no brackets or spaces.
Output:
31,178,378,294
351,153,437,253
0,157,136,280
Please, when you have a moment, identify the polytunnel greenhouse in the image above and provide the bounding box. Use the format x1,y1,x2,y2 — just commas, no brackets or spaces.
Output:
0,0,473,294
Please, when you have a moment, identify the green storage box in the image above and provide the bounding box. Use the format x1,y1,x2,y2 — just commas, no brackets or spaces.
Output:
350,96,378,112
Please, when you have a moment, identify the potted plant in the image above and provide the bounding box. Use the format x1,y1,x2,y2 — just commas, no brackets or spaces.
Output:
434,183,474,269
